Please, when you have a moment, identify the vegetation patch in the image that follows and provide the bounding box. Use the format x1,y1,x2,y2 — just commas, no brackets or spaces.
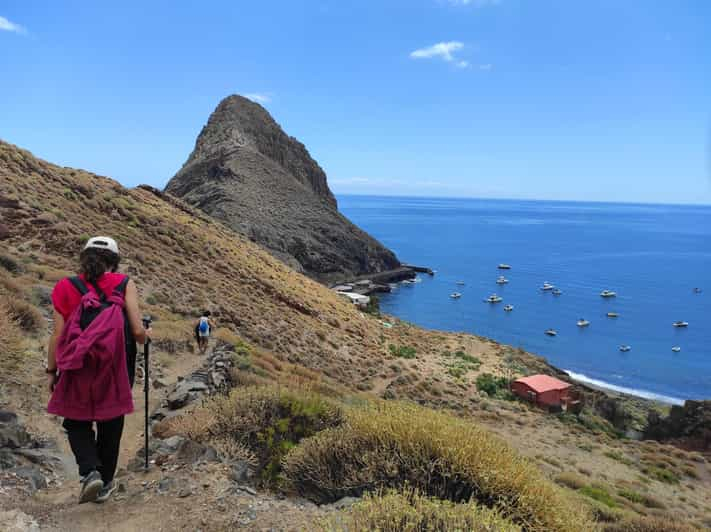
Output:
388,344,416,359
0,299,25,371
283,401,590,531
617,488,665,509
475,373,511,398
1,296,44,333
172,385,343,486
320,489,520,532
579,485,617,508
601,515,698,532
604,450,634,466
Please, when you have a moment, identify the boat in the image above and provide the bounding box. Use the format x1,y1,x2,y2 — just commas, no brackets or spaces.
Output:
450,292,462,299
544,329,557,336
401,279,416,285
456,281,465,286
486,294,503,303
693,287,702,294
606,312,619,318
552,288,562,295
496,276,509,285
600,290,616,298
619,345,631,352
541,282,554,291
672,346,681,352
497,264,511,270
672,321,689,328
576,318,590,327
503,304,514,312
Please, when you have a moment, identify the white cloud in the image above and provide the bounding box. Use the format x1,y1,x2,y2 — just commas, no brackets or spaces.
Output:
0,16,26,34
244,93,271,104
410,41,467,66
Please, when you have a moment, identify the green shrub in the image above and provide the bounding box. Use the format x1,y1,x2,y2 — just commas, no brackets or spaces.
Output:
284,401,590,532
320,489,521,532
0,254,22,274
604,450,633,466
579,485,617,508
642,465,680,484
2,297,44,333
617,489,665,509
181,385,343,486
475,373,509,397
388,344,416,359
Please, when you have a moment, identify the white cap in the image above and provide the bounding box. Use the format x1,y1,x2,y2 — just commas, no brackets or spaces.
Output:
84,236,119,256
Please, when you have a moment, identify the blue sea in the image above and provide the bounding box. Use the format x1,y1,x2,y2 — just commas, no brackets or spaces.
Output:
338,196,711,404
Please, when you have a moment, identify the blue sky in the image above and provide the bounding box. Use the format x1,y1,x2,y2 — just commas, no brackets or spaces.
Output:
1,1,710,204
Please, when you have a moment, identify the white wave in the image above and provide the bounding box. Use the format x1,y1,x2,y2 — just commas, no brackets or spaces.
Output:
564,370,685,405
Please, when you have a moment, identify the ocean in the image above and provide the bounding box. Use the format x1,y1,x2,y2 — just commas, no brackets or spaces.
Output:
338,195,711,404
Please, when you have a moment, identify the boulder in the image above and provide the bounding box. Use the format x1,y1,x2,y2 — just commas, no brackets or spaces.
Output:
0,411,31,449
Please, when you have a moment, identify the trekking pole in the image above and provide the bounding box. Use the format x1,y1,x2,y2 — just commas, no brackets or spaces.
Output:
142,316,152,471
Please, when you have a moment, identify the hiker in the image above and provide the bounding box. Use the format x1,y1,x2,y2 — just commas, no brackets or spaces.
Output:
46,236,151,504
194,310,213,354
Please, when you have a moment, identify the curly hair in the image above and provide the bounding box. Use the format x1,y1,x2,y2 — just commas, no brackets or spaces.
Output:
79,248,120,283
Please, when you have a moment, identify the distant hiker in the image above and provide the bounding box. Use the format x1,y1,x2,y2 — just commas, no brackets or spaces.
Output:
46,236,151,504
194,310,213,354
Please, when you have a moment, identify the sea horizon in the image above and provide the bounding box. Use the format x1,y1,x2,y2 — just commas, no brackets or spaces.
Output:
339,194,711,405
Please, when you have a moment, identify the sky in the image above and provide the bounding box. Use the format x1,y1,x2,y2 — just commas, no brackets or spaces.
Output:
1,1,710,204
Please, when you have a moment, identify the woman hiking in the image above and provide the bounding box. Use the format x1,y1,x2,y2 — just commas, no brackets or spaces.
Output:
194,310,213,354
46,236,151,504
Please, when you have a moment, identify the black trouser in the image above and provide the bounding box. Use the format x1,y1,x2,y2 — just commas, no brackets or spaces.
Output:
63,416,124,483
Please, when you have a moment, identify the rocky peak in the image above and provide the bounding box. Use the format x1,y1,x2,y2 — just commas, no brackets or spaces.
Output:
184,95,336,208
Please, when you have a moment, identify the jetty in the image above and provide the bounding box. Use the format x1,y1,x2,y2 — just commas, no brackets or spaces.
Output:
331,264,433,296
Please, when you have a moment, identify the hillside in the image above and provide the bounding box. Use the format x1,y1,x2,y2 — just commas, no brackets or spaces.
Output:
165,95,399,283
1,140,710,531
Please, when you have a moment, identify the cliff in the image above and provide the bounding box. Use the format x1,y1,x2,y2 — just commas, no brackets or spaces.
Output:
165,95,399,283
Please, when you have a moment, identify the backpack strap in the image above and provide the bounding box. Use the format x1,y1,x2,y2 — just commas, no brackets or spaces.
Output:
88,280,107,303
68,276,89,296
113,276,130,296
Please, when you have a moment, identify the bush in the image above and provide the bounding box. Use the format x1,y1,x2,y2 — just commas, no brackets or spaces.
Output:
602,515,697,532
475,373,509,397
0,253,22,274
642,465,679,484
320,489,520,532
617,489,665,509
2,297,45,333
579,485,617,508
180,385,343,485
0,300,25,370
554,472,587,490
388,344,416,359
284,401,590,532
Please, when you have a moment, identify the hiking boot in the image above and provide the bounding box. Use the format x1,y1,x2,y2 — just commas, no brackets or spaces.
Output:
94,480,118,503
79,470,103,504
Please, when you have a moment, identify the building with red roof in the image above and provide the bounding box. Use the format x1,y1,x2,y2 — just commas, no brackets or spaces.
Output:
511,374,573,408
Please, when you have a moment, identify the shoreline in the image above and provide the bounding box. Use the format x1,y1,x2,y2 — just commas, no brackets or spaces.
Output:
563,369,685,406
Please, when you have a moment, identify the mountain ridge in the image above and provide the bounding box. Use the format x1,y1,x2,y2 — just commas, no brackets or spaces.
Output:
165,95,399,282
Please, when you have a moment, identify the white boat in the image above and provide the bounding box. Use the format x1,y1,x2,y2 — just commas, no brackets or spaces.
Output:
606,312,619,318
600,290,617,298
693,287,702,294
576,319,590,327
552,288,562,295
672,321,689,328
401,279,416,285
544,329,557,336
497,264,511,270
619,345,631,352
486,294,503,303
496,276,509,285
541,282,554,291
450,292,462,299
503,304,514,312
456,281,466,286
672,346,681,352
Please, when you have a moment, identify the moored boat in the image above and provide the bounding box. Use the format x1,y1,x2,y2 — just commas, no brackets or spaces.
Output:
544,328,557,336
497,264,511,270
606,312,619,318
619,345,631,352
552,288,562,295
541,282,554,291
450,292,462,299
600,290,617,298
672,321,689,328
503,304,514,312
486,294,503,303
496,276,509,285
672,346,681,352
576,318,590,327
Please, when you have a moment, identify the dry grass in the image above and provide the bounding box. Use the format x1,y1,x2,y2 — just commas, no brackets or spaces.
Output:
555,472,588,491
601,515,699,532
1,296,45,333
0,299,25,371
284,400,591,532
320,489,521,532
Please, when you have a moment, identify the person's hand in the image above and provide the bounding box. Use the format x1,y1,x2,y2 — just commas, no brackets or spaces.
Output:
46,372,58,393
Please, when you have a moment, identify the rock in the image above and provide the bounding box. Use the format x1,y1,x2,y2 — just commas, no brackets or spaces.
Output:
0,411,31,449
0,223,9,240
157,476,176,494
164,94,400,284
178,487,192,498
166,389,190,410
158,436,187,454
235,485,257,496
10,466,47,491
152,378,169,389
228,461,252,483
330,496,360,510
175,439,220,464
0,509,40,532
645,400,711,451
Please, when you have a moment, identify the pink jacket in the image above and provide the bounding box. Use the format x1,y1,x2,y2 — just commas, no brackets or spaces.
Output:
48,289,134,421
